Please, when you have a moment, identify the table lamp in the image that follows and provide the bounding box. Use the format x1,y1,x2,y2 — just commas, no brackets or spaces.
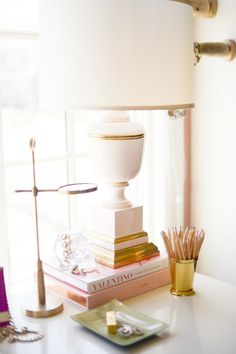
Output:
39,0,194,267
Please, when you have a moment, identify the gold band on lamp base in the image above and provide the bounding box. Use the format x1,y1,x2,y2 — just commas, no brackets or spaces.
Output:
24,297,64,318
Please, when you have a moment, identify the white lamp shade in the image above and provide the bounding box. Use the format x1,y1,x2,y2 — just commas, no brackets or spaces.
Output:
39,0,194,110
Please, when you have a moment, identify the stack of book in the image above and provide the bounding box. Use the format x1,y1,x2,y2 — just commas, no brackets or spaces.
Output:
44,255,170,309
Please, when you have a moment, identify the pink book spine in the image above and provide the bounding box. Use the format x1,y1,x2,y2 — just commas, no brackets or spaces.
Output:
46,267,171,309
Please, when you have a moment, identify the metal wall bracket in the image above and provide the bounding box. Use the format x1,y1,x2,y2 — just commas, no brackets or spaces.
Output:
168,109,187,120
171,0,217,18
194,40,236,65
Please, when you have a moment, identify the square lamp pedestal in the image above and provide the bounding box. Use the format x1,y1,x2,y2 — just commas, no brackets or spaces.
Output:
89,205,159,268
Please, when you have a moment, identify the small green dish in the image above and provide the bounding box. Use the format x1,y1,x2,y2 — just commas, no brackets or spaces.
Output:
71,299,168,347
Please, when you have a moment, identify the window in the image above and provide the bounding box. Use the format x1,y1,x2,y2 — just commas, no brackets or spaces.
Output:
2,109,97,281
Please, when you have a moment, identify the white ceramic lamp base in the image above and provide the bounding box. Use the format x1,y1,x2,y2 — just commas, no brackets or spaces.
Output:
90,205,143,239
89,112,144,210
101,182,132,209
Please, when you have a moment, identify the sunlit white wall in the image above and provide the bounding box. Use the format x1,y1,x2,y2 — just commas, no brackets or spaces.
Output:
192,0,236,285
0,111,9,277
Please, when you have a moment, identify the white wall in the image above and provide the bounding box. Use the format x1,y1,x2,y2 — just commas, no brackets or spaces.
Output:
192,0,236,285
0,111,10,279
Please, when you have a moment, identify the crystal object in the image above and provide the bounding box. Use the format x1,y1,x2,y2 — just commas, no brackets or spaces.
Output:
54,231,96,273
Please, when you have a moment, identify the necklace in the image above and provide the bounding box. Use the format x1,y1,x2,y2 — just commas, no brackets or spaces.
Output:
0,267,43,343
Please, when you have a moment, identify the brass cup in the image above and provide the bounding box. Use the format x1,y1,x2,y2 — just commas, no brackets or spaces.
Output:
169,258,197,296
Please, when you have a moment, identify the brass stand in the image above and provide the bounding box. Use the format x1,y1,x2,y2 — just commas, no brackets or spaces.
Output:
22,139,64,318
16,139,97,318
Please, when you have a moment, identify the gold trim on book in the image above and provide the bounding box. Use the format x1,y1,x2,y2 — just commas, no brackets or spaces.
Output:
98,242,158,258
95,251,159,269
90,231,148,245
0,311,10,323
93,243,159,268
88,133,144,141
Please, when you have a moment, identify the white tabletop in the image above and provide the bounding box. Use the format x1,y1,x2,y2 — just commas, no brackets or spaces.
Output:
1,273,236,354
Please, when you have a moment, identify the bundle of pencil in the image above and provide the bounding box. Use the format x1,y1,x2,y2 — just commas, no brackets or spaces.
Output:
161,227,205,260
